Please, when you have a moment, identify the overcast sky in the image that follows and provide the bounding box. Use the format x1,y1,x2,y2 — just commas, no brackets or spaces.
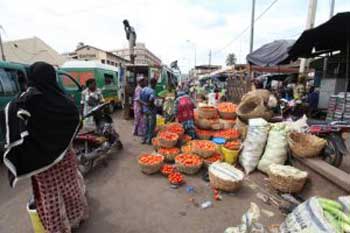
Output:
1,0,350,72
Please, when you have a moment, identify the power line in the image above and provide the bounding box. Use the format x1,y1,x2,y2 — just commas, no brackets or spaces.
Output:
212,0,279,55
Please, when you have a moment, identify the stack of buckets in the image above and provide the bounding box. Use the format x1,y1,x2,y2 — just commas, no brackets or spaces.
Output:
212,137,239,164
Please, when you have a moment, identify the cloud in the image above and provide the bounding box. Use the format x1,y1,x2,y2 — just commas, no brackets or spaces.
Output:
1,0,350,72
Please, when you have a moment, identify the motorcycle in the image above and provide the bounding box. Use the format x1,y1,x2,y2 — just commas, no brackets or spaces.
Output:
73,103,123,174
307,119,349,167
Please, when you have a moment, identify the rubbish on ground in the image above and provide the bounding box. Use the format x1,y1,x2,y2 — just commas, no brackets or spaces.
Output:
280,194,301,205
201,201,213,209
224,202,266,233
213,189,222,201
189,198,200,207
257,123,288,173
186,185,194,193
239,118,270,174
178,211,187,216
256,192,270,205
268,164,308,193
261,209,275,218
208,162,244,192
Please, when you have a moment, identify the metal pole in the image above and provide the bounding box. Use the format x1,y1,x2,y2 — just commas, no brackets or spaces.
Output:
322,0,335,80
0,26,6,61
299,0,318,74
329,0,335,18
249,0,256,53
209,49,212,66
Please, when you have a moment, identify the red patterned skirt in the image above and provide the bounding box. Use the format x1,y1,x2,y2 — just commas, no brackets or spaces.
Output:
31,150,89,233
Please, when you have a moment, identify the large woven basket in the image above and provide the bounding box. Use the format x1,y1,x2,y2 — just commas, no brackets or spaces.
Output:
237,96,273,121
268,164,308,193
192,140,217,158
158,147,180,162
158,132,179,148
218,111,236,120
175,154,203,175
198,106,218,119
220,119,236,129
195,118,212,129
138,154,164,175
208,163,244,192
288,132,327,158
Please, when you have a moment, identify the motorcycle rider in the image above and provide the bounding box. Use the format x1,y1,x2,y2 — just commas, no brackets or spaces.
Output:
81,78,105,129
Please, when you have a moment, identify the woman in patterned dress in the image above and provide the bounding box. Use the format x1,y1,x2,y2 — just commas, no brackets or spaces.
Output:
3,62,88,233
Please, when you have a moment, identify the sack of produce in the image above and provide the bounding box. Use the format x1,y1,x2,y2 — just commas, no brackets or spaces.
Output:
192,140,217,158
158,131,179,148
138,154,164,174
239,118,270,174
280,197,350,233
217,102,237,119
268,164,308,193
288,132,327,158
220,119,236,129
198,106,218,119
175,153,203,175
257,123,288,173
158,147,180,162
208,162,244,192
237,96,273,121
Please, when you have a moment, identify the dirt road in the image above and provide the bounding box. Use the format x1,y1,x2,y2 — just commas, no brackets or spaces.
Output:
0,112,348,233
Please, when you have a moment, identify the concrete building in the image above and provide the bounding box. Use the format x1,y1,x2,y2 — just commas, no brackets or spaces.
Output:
62,45,130,67
1,37,66,66
111,43,161,66
189,65,222,80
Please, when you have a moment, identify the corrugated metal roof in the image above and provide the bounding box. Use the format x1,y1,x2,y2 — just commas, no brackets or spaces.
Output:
2,37,66,66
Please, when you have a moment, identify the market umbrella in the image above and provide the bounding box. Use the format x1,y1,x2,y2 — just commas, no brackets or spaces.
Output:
246,40,296,66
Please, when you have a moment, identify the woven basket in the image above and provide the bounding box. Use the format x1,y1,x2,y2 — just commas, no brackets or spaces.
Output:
158,132,179,148
208,164,244,192
237,96,273,121
220,119,236,129
138,154,164,175
195,118,212,129
288,132,327,158
175,161,202,175
203,154,223,167
158,148,180,162
198,106,218,119
192,141,217,158
219,111,236,120
268,164,308,193
211,122,223,130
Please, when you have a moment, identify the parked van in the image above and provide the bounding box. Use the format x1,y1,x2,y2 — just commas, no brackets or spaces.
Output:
0,61,82,153
61,61,123,108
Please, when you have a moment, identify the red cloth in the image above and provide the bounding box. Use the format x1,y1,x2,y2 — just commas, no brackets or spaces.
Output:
177,96,194,123
32,150,88,233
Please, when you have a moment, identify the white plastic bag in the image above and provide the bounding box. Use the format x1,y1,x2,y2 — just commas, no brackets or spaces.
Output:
224,202,266,233
257,123,288,173
338,196,350,214
280,197,336,233
239,118,270,174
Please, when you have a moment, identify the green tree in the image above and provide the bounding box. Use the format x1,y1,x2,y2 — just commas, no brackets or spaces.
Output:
226,53,237,66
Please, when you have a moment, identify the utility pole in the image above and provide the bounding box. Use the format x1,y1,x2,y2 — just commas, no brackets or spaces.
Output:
329,0,335,18
322,0,335,79
249,0,256,53
208,49,212,66
299,0,317,74
0,25,6,61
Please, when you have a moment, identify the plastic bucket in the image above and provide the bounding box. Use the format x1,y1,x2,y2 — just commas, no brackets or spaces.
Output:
212,137,226,153
221,146,239,164
27,202,45,233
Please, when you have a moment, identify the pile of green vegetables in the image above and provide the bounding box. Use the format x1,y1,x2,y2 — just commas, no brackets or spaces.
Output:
319,197,350,232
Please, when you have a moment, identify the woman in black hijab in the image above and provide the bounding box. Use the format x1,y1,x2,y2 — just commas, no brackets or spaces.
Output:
3,62,88,232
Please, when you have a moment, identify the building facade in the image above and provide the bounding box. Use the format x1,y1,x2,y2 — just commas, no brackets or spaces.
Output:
62,45,130,67
111,43,161,66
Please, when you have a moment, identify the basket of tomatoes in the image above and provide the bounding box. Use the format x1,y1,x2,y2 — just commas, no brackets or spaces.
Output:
158,131,179,148
152,137,161,151
217,102,237,120
219,119,236,129
168,172,184,185
163,122,184,138
213,129,240,141
195,128,212,140
203,152,223,167
138,154,164,175
224,140,241,150
192,140,217,158
158,147,181,162
198,106,218,119
161,164,176,177
180,134,192,145
175,153,203,175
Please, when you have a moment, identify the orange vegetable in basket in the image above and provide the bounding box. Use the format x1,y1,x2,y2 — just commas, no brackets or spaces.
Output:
213,129,240,139
161,164,176,176
182,134,192,143
194,140,216,151
158,147,180,156
181,144,192,153
168,172,184,184
204,152,222,163
175,153,202,166
138,154,163,165
152,137,160,146
164,123,184,136
224,140,241,150
218,102,236,113
195,128,213,136
158,131,179,141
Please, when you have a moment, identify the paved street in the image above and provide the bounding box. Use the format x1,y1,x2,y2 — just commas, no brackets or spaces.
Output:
0,112,348,233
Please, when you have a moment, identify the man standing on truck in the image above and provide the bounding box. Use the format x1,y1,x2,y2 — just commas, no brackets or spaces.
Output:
81,78,104,129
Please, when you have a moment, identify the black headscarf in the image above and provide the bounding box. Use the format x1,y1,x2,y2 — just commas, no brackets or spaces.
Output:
3,62,80,187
